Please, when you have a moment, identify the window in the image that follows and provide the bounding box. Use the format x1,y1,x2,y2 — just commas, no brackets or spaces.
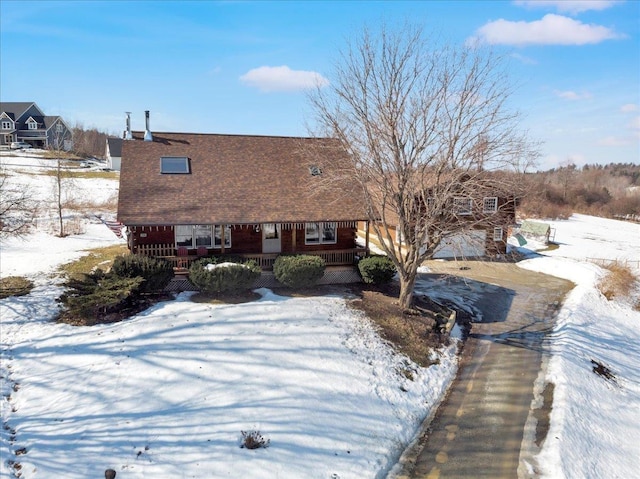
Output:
305,223,320,244
321,222,337,243
55,123,64,133
493,227,503,241
161,156,190,174
483,197,498,213
27,120,37,130
176,224,230,248
214,225,231,248
453,197,473,215
305,222,337,245
175,225,194,248
263,223,278,239
194,225,213,247
1,120,11,130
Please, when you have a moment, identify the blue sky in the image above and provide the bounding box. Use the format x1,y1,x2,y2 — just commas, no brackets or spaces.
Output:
1,0,638,170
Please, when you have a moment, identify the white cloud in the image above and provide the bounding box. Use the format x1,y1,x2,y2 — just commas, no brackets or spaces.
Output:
553,90,592,100
621,103,639,113
240,65,329,92
510,52,538,64
514,1,621,15
472,14,622,46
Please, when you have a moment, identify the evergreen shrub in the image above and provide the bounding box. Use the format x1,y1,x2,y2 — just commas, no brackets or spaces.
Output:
273,254,325,288
188,257,261,294
57,269,145,325
357,255,396,284
111,254,173,293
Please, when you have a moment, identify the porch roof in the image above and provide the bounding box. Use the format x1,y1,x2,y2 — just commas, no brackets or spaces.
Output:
117,132,368,225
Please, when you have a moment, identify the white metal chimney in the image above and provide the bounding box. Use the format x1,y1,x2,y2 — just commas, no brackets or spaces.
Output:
124,112,132,140
143,110,153,142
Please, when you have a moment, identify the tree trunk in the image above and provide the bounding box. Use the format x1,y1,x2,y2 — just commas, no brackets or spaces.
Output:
57,161,64,237
398,270,417,310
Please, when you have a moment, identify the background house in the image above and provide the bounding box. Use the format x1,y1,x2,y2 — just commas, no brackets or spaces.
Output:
117,129,369,273
105,137,123,170
0,101,73,150
359,179,517,259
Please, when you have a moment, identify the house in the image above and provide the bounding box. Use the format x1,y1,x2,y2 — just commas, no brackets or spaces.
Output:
117,128,369,274
105,137,123,171
359,176,517,259
0,102,73,150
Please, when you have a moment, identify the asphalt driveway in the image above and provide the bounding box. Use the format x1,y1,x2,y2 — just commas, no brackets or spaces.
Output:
392,260,574,479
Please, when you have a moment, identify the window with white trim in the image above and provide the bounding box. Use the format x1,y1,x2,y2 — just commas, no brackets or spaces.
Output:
27,120,37,130
55,123,64,133
194,225,213,247
176,224,231,248
4,135,12,143
453,197,473,215
213,225,231,248
305,222,337,245
493,227,503,241
263,223,278,239
1,120,11,130
161,156,190,174
175,225,194,247
483,197,498,213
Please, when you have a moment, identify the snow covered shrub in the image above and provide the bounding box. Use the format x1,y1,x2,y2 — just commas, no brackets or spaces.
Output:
357,255,396,284
273,254,325,288
0,276,34,299
240,430,270,449
188,257,261,294
111,254,173,293
57,269,145,325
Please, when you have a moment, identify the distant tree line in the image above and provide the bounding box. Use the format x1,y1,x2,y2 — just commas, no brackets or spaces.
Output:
518,163,640,220
70,123,112,159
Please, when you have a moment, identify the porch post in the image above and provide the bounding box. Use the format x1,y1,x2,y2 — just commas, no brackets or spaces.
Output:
292,225,297,252
365,221,370,254
220,224,226,254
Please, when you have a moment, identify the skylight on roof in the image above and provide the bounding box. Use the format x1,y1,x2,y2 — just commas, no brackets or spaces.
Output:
309,165,322,176
161,156,190,174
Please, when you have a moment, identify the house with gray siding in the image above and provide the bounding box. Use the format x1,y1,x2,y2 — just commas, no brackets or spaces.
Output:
0,102,73,150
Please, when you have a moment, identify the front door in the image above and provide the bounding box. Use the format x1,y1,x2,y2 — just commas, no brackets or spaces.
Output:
262,223,281,253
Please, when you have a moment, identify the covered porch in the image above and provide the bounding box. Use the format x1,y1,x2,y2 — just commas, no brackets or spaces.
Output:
127,221,372,271
133,242,368,271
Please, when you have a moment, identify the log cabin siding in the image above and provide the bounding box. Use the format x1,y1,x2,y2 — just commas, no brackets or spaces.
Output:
128,224,358,256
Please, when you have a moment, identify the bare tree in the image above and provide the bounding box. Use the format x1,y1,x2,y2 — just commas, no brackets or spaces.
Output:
0,166,39,238
48,127,78,237
309,24,536,309
557,160,577,203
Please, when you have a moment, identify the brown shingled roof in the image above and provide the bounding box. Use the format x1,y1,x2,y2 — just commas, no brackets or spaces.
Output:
117,132,367,225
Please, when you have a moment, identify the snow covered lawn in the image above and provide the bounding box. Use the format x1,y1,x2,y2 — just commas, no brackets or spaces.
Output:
1,284,457,478
1,152,639,478
514,214,640,479
0,154,459,479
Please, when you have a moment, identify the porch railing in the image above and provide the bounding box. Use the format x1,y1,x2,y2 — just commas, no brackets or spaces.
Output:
133,243,367,270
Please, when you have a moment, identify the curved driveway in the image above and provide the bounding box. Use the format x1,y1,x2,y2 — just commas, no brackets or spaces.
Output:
394,260,573,479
